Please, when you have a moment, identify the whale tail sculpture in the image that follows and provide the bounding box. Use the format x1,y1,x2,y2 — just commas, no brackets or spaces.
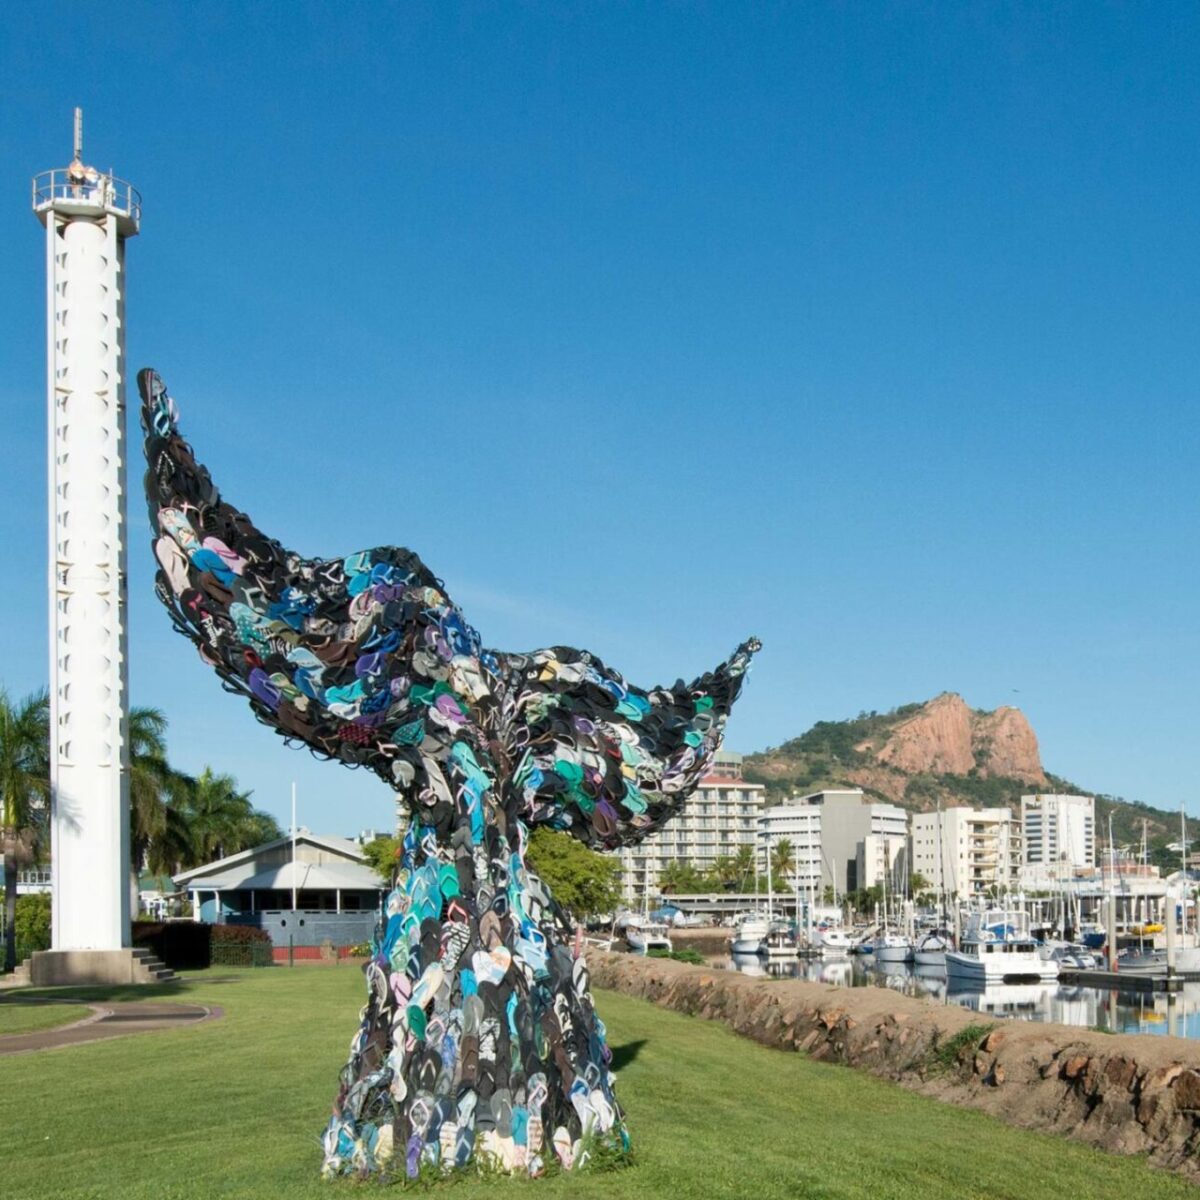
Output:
139,368,758,1178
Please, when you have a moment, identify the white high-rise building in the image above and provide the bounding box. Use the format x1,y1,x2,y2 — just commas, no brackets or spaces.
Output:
28,113,148,985
912,807,1022,901
617,751,765,902
757,804,822,896
1021,793,1095,887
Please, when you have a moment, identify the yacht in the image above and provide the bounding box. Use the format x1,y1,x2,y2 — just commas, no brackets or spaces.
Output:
1116,945,1200,976
914,927,953,969
1040,941,1101,971
761,919,799,959
873,931,915,965
945,909,1059,983
816,927,855,957
729,914,770,956
625,917,672,955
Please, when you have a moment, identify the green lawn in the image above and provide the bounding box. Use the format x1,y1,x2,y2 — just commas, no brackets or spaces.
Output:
0,1000,91,1036
0,967,1194,1200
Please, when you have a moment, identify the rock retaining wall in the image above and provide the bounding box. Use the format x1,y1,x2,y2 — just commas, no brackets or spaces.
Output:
591,951,1200,1176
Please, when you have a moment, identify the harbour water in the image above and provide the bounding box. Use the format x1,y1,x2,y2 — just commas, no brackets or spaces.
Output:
723,954,1200,1039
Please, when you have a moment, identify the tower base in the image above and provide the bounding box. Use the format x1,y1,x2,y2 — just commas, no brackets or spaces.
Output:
28,948,174,987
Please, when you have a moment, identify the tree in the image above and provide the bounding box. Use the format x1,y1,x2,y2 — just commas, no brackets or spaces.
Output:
770,838,796,884
526,828,621,920
709,856,741,890
732,844,754,888
822,885,836,905
180,767,280,865
0,690,49,971
361,835,403,882
658,860,705,895
128,706,195,889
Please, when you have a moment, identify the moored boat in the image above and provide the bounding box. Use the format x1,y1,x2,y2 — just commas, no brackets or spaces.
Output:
874,931,914,964
816,926,855,957
729,914,770,956
626,918,673,955
945,909,1058,983
914,927,953,968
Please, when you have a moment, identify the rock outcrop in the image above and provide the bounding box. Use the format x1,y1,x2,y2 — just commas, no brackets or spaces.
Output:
591,951,1200,1178
868,692,1045,784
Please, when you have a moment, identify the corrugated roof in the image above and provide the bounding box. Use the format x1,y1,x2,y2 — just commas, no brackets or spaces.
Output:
173,831,369,887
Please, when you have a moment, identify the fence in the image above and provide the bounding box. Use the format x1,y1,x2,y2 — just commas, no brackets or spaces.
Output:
210,941,274,968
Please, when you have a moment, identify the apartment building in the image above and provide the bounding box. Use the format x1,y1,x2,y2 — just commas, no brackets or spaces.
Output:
911,806,1022,901
757,803,823,895
1021,793,1095,887
617,750,766,902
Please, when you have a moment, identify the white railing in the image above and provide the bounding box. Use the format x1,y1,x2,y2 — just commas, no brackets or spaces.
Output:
32,168,141,223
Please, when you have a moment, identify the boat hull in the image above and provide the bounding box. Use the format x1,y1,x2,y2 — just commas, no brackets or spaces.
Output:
730,936,763,955
945,949,1058,983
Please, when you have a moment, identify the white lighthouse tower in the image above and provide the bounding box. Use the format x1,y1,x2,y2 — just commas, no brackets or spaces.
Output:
29,112,162,984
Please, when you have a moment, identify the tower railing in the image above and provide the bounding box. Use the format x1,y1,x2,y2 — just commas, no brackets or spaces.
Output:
32,168,142,224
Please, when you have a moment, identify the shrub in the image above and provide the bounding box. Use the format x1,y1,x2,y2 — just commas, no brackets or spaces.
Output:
211,923,271,946
14,893,52,955
926,1023,994,1074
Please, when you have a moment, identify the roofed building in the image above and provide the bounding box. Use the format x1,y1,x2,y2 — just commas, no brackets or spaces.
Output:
173,831,385,946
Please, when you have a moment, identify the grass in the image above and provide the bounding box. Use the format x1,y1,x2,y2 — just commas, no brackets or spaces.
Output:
0,1000,91,1036
0,966,1195,1200
925,1022,994,1074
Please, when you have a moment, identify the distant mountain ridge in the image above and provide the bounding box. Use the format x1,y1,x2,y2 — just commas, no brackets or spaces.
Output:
743,693,1191,862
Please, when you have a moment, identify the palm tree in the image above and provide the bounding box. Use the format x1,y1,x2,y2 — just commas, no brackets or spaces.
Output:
0,690,50,971
710,855,741,889
771,838,796,886
658,860,702,896
732,844,754,888
181,768,280,865
128,706,195,892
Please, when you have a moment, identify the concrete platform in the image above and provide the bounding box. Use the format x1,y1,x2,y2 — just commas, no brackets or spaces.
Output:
26,948,175,987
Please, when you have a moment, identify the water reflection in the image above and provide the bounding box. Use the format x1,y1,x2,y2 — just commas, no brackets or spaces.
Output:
719,955,1200,1039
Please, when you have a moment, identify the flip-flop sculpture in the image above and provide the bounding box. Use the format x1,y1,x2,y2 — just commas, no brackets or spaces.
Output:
139,369,758,1178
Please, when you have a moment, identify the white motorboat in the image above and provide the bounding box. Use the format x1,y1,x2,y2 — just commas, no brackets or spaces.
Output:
816,926,854,957
914,927,953,969
874,932,914,965
1040,941,1101,971
761,920,798,959
945,909,1058,983
1116,945,1200,975
729,914,770,956
625,918,672,955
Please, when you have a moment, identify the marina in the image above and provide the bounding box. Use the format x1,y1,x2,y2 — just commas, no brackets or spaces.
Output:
720,952,1200,1038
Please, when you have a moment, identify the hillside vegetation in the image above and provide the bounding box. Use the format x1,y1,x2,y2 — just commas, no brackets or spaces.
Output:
743,694,1194,872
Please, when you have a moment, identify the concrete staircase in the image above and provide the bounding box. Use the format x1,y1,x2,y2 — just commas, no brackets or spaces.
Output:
130,947,176,983
0,959,31,989
1,947,176,987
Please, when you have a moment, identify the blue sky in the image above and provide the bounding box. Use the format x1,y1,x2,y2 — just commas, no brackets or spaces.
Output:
2,3,1198,836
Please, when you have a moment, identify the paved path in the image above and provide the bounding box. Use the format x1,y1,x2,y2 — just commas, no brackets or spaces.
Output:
0,1000,222,1055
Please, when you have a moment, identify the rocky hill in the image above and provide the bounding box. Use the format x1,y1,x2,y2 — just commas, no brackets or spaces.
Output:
743,693,1192,865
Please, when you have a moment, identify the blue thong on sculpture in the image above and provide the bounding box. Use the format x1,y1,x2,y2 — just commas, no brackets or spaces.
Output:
138,368,758,1178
